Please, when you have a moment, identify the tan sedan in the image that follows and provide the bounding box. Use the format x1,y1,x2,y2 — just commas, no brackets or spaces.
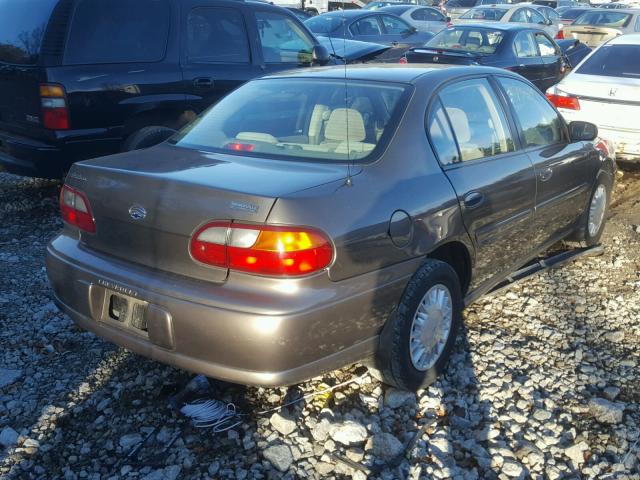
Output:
562,8,640,47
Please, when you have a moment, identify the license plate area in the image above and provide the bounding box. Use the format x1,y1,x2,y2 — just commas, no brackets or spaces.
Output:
101,290,149,335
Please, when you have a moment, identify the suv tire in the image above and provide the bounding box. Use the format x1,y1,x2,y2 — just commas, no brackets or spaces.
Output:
377,259,462,391
123,126,176,152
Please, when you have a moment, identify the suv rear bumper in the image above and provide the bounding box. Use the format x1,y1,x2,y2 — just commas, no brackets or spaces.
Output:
46,234,417,386
0,129,122,178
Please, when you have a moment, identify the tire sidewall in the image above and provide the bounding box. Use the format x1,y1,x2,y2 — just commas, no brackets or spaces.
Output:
584,174,612,246
123,126,176,152
385,260,463,390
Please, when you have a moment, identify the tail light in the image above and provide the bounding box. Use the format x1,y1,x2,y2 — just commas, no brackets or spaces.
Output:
59,185,96,233
190,222,333,277
40,83,69,130
546,92,580,110
399,56,408,64
555,30,564,39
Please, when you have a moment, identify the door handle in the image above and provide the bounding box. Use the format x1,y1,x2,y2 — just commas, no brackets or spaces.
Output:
463,191,485,209
539,167,553,182
193,77,214,88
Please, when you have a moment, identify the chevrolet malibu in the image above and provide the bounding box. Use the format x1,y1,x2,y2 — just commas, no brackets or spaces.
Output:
47,65,614,391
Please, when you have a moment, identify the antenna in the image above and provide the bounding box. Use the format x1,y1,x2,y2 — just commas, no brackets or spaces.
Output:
341,9,353,186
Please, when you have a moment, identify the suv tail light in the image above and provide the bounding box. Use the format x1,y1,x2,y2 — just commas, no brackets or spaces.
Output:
546,92,580,110
40,83,69,130
190,222,333,277
59,185,96,233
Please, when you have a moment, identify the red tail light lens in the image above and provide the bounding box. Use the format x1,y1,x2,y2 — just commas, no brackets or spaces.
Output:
555,29,564,39
399,56,408,64
40,83,69,130
190,222,333,277
59,185,96,233
546,93,580,111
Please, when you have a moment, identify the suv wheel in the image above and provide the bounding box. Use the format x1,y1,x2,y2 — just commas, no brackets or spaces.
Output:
123,126,176,151
377,259,462,391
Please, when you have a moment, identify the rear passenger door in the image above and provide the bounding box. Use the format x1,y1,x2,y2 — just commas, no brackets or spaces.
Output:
496,76,598,246
427,77,537,289
512,31,544,88
180,3,259,113
532,31,562,91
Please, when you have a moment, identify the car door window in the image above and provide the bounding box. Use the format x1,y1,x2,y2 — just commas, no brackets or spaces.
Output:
187,7,249,64
529,9,547,24
514,31,538,57
498,77,564,147
510,8,529,22
547,8,560,20
534,32,557,56
255,11,314,64
412,8,444,21
381,15,413,34
350,16,383,35
635,15,640,31
436,78,515,162
428,100,460,166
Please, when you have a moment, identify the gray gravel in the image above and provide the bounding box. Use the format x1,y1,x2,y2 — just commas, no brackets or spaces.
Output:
1,170,639,479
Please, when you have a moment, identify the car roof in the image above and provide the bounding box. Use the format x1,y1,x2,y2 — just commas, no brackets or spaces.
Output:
317,9,388,18
608,32,640,44
380,4,422,13
467,4,512,10
261,64,514,84
447,22,537,31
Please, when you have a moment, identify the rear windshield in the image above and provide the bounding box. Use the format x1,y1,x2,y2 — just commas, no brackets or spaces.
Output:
460,8,508,20
0,0,57,65
172,79,410,163
572,11,631,27
64,0,170,65
304,15,344,34
561,8,590,20
577,44,640,77
425,27,505,53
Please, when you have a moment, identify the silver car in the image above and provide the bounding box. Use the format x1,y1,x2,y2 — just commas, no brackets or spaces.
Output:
456,4,558,36
379,5,451,33
445,0,511,20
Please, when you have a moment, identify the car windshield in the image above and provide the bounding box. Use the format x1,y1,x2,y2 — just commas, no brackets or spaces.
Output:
460,7,509,20
572,11,631,26
0,0,57,64
172,79,410,163
577,44,640,77
424,27,505,53
304,15,344,34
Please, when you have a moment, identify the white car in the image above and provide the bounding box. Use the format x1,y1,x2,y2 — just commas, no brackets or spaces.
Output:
379,4,451,33
546,34,640,162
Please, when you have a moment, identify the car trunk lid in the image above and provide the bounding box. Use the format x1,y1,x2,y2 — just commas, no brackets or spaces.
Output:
406,48,481,65
562,26,622,47
66,144,351,283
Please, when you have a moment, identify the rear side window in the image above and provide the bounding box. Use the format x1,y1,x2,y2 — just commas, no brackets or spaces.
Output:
428,100,460,166
514,31,538,57
576,44,640,78
436,78,515,163
255,11,314,64
0,0,57,65
64,0,170,65
498,77,563,147
534,32,557,56
411,8,444,21
187,8,250,63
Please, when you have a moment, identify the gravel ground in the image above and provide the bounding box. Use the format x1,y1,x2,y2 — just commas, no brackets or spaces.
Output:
0,169,639,480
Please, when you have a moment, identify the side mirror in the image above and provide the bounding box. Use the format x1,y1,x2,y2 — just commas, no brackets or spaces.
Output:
569,121,598,142
312,45,331,65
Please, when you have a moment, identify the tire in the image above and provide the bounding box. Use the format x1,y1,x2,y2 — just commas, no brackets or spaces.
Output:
573,175,612,247
377,259,462,391
122,126,176,152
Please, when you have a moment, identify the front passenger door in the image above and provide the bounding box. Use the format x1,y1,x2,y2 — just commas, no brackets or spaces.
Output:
496,76,598,246
428,77,537,289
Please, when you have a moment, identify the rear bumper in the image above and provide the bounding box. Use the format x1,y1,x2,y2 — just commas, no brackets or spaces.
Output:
46,234,417,386
0,128,122,178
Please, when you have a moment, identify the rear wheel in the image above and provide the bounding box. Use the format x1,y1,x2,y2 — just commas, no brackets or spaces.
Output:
122,126,176,152
377,259,462,391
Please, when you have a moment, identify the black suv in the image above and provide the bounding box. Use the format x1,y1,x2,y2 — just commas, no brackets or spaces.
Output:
0,0,332,178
